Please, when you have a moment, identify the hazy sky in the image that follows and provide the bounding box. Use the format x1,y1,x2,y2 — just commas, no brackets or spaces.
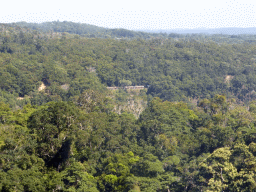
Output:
1,0,256,30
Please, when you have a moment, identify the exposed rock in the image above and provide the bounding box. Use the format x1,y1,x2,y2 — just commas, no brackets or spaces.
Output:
224,75,234,83
38,82,46,91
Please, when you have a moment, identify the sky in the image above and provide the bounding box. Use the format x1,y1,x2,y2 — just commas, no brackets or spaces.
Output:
1,0,256,30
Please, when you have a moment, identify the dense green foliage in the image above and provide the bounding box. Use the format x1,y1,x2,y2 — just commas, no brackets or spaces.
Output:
1,22,256,191
1,95,256,191
1,22,256,109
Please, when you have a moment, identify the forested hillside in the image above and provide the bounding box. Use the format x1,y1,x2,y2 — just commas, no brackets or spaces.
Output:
1,22,256,191
1,22,256,107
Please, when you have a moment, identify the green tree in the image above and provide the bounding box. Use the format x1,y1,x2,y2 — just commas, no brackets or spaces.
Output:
27,101,79,168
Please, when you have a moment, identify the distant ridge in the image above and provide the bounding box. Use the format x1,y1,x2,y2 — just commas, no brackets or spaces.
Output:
7,21,153,39
4,21,256,38
135,27,256,35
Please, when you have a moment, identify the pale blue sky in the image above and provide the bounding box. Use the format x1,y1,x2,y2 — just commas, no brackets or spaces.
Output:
1,0,256,30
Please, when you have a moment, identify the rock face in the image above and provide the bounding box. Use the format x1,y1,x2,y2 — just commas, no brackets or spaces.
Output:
111,89,148,119
224,75,234,83
38,82,46,91
114,98,147,119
